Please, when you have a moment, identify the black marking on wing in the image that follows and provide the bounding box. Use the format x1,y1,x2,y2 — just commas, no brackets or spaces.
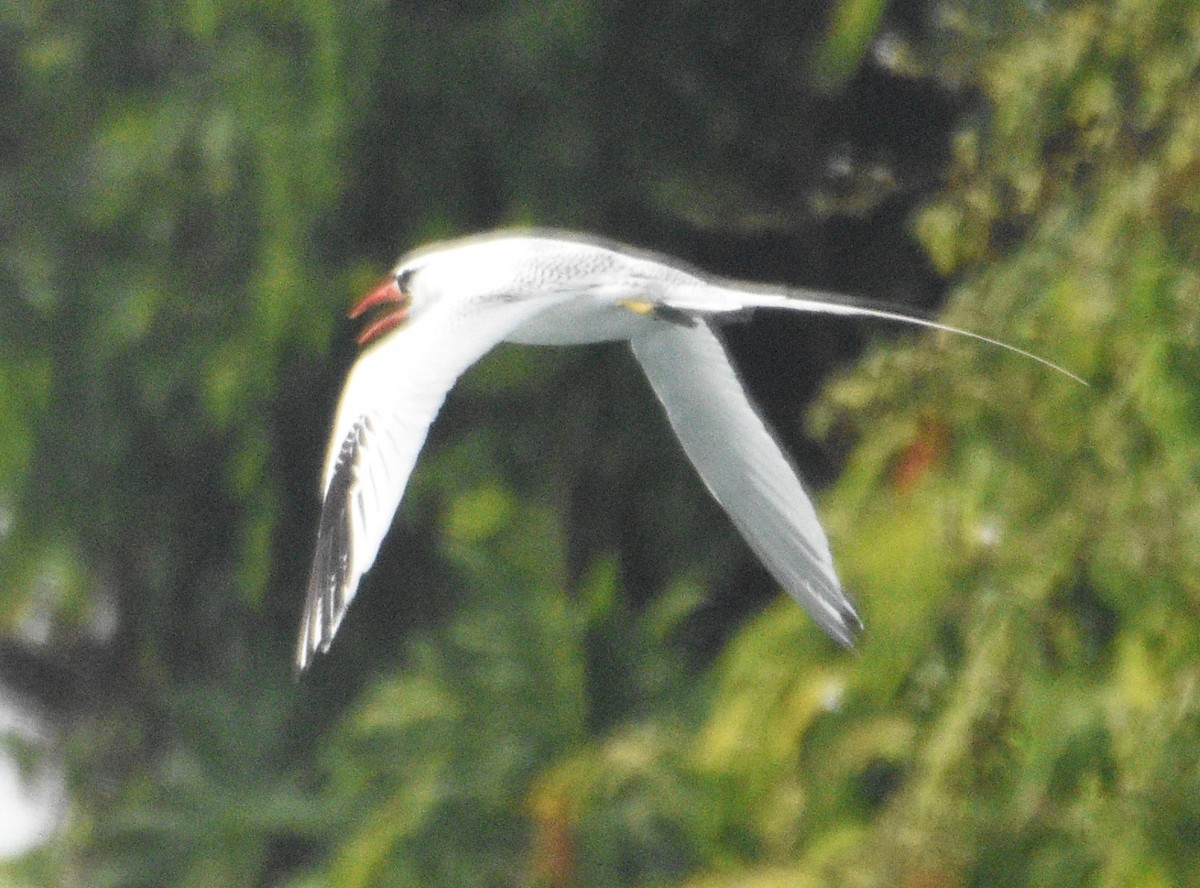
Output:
651,303,698,328
819,581,863,648
296,420,364,674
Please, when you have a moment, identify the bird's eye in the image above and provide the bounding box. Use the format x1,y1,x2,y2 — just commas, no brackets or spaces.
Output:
396,268,415,294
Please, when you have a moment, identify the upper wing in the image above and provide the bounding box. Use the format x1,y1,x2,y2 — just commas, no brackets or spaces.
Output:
295,295,556,673
630,320,862,646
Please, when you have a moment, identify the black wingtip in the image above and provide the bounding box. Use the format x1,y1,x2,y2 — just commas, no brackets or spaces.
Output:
815,585,864,650
836,595,864,647
294,423,361,675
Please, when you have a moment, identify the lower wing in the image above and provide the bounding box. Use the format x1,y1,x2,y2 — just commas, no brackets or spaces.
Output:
630,321,862,646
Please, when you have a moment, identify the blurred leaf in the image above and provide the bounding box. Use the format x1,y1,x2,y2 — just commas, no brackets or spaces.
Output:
810,0,889,90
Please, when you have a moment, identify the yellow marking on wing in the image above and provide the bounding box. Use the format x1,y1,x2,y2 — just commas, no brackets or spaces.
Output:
620,299,656,315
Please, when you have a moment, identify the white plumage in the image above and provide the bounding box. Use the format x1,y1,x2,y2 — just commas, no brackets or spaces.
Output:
296,230,1080,672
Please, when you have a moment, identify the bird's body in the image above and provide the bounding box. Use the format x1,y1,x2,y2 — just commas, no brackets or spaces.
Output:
295,230,1079,673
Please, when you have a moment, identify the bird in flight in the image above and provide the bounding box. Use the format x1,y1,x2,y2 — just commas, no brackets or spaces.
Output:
294,230,1081,673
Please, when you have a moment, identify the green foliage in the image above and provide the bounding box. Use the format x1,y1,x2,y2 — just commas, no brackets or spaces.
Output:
3,0,1199,886
305,484,704,887
806,0,1200,882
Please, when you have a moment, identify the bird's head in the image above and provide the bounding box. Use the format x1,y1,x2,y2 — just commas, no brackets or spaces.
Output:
350,235,530,346
349,265,420,346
